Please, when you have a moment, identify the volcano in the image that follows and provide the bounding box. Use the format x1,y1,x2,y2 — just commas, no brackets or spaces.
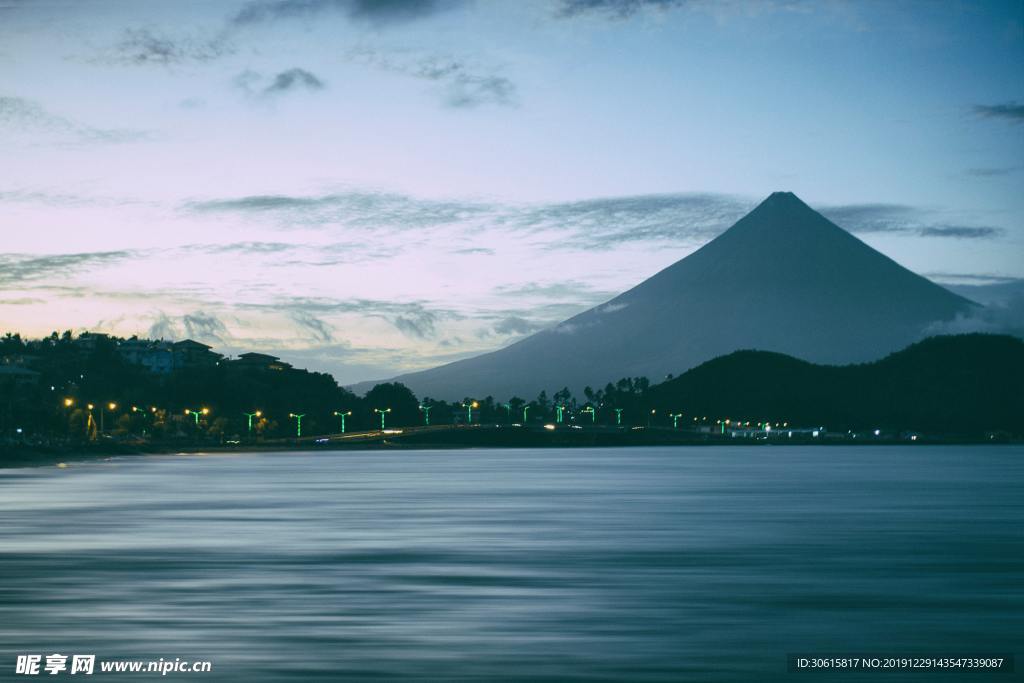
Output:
384,192,976,400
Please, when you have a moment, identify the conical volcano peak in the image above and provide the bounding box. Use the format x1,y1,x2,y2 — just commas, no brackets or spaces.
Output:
719,190,846,246
754,191,814,215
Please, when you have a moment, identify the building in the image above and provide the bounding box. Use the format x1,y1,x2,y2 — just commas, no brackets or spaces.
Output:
0,365,41,387
233,352,292,372
118,338,174,374
171,340,222,370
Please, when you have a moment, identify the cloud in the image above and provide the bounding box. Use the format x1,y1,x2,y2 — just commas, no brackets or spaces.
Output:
347,49,518,108
972,102,1024,124
452,247,494,255
147,312,181,340
445,73,517,108
819,203,1003,240
918,225,1002,239
393,310,439,339
234,68,327,98
183,241,296,255
232,0,464,26
290,310,334,342
182,311,230,342
493,279,614,300
0,297,43,305
264,68,326,93
555,0,690,19
0,250,136,286
186,190,492,229
925,296,1024,339
492,316,544,335
99,28,234,66
0,95,146,143
965,166,1019,177
509,192,754,249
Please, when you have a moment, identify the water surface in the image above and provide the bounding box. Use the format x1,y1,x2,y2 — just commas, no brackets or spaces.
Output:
2,446,1021,681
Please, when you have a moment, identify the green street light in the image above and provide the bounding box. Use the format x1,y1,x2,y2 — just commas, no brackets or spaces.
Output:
502,402,512,422
333,410,352,433
670,412,683,429
461,400,478,424
288,412,305,438
582,406,595,423
184,407,209,426
418,404,432,426
243,410,262,436
555,405,565,423
522,405,530,423
614,408,623,426
374,408,391,430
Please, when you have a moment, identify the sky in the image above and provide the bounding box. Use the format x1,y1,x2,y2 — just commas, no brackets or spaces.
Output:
1,0,1022,384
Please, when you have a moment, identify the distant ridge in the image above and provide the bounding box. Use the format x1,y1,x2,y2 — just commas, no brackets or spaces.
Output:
646,333,1024,435
373,192,976,400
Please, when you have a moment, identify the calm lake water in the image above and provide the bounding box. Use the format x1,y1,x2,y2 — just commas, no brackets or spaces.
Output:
1,446,1021,681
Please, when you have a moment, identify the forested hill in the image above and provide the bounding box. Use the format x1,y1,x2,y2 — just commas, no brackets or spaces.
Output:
646,334,1024,435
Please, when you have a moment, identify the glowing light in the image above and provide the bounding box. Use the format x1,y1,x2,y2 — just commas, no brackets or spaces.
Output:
63,398,74,408
374,407,391,430
288,413,305,437
333,410,352,433
543,424,556,431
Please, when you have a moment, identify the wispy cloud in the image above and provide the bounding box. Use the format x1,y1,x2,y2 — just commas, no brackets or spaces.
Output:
290,310,335,342
819,203,1003,240
0,250,137,286
508,193,754,250
918,225,1002,239
555,0,691,19
973,101,1024,124
232,0,465,27
964,166,1019,177
0,95,146,143
182,310,230,342
347,49,518,108
492,315,545,335
185,190,492,229
265,67,326,93
234,68,327,98
98,27,234,66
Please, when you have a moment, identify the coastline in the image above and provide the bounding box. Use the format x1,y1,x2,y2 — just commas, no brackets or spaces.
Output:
2,425,1017,469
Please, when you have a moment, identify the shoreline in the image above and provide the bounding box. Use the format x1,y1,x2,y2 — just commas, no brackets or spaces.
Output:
2,426,1018,469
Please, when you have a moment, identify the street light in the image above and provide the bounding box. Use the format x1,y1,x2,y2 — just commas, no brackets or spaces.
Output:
555,405,565,423
669,412,683,429
522,405,530,423
374,408,391,430
184,407,209,426
101,402,117,434
333,410,351,433
63,397,74,408
461,400,478,424
502,402,512,423
418,404,432,426
288,413,305,438
243,410,262,436
582,406,595,423
614,408,623,426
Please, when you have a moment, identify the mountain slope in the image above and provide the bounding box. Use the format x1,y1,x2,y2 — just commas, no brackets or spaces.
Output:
387,192,976,400
644,334,1024,434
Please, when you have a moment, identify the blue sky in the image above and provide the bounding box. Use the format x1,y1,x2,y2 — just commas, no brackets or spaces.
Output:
1,0,1022,383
